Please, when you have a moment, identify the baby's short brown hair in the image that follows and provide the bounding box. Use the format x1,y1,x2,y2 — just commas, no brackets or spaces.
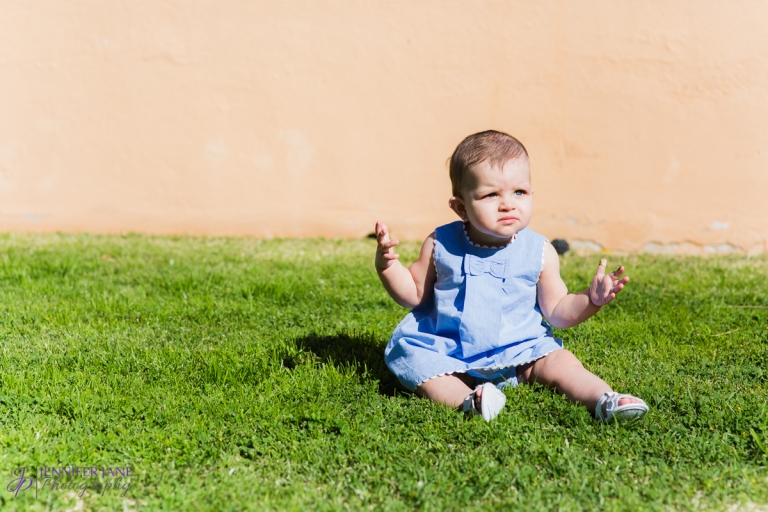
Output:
448,130,529,197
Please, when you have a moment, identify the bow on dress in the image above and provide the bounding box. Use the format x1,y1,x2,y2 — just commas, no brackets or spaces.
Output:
458,253,508,358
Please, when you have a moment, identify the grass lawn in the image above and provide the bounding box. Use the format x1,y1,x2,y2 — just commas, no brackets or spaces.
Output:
0,233,766,511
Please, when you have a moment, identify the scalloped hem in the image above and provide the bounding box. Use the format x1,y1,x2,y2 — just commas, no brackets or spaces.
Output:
414,346,563,389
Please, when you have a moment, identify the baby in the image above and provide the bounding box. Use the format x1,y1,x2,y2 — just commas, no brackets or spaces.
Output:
374,130,648,423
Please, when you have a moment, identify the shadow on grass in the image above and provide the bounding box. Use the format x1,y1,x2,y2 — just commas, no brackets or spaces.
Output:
293,332,405,396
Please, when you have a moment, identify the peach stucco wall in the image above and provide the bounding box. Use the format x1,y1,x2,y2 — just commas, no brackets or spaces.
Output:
1,1,766,253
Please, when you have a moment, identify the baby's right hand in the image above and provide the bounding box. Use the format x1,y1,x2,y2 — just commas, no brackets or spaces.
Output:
374,221,400,270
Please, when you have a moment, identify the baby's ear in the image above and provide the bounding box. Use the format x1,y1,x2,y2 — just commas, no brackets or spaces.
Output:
448,196,468,221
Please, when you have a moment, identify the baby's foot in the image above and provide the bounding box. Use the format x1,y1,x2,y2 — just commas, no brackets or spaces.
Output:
596,392,648,423
463,383,506,422
602,396,642,417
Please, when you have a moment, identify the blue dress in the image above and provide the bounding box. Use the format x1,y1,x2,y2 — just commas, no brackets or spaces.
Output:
384,221,563,391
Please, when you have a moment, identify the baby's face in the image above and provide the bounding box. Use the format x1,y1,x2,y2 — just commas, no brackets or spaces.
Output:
449,157,533,246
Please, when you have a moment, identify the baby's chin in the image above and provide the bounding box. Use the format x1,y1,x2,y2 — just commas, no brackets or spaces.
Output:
472,228,518,246
493,220,527,234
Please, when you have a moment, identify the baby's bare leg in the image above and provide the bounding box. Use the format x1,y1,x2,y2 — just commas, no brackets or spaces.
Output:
517,349,614,414
415,373,475,409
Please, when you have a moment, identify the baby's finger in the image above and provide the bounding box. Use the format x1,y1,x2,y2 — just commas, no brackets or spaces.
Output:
597,288,615,305
610,275,630,287
383,253,400,261
609,265,624,278
380,239,399,250
376,224,390,242
595,258,608,279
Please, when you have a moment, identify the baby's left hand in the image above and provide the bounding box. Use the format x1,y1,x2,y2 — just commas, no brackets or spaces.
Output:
589,259,629,307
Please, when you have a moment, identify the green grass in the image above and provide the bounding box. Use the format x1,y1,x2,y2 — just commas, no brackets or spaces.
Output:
0,233,766,511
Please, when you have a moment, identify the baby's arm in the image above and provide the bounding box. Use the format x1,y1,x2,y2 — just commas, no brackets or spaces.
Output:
536,242,629,329
374,221,436,309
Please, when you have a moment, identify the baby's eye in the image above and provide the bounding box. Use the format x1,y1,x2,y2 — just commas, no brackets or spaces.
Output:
483,192,498,199
514,190,526,196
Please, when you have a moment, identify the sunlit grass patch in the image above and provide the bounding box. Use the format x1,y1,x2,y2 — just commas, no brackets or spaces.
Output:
0,233,766,510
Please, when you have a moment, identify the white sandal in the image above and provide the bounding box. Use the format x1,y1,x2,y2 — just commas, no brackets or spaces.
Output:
595,392,648,423
462,382,507,422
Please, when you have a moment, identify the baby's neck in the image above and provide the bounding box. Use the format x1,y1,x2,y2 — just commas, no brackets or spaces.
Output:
464,223,515,248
